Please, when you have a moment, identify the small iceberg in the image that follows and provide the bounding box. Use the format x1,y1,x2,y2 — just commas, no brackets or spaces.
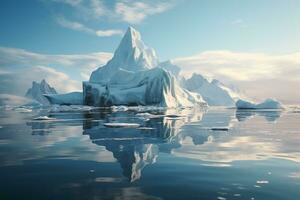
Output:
13,107,32,113
111,106,129,112
49,105,92,112
236,98,283,109
103,123,140,128
137,127,155,130
136,112,164,119
33,116,56,120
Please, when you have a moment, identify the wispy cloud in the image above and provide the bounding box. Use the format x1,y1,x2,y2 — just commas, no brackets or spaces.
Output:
174,50,300,103
56,16,123,37
0,47,112,95
230,19,248,28
115,1,173,24
51,0,176,24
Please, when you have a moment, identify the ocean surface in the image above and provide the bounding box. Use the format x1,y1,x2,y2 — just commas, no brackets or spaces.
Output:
0,106,300,200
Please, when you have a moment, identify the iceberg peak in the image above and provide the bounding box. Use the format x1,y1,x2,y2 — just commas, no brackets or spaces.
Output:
90,26,158,83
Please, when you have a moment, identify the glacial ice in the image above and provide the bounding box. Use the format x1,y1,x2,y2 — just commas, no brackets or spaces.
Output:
33,116,56,120
236,98,283,109
44,92,83,105
84,67,206,107
83,27,206,108
183,73,239,106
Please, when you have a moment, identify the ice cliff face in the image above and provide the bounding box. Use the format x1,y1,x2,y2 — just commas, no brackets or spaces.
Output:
25,79,57,104
84,27,206,107
182,73,239,106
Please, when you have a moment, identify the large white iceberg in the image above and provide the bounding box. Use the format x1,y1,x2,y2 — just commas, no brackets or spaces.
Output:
236,98,283,109
83,27,206,107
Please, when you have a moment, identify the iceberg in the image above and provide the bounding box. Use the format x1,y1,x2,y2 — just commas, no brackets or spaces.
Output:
83,27,206,108
25,79,57,105
236,98,283,109
44,92,83,105
182,73,240,106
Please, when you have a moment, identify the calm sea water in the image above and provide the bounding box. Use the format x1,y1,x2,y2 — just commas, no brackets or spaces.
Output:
0,106,300,200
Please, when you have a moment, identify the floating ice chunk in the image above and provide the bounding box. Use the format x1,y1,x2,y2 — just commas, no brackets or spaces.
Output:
136,112,164,119
33,116,56,120
256,180,269,184
13,107,32,113
103,123,140,128
137,127,155,130
111,106,129,112
236,98,283,109
49,105,92,112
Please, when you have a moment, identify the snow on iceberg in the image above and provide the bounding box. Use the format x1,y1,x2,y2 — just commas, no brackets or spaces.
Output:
84,27,206,108
182,73,240,106
44,92,83,105
236,98,283,109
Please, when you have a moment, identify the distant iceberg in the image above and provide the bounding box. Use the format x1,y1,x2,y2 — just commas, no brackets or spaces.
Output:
182,73,240,106
236,98,283,109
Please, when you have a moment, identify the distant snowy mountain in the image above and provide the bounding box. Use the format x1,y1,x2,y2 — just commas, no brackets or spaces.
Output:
84,27,206,107
25,79,57,104
182,73,240,106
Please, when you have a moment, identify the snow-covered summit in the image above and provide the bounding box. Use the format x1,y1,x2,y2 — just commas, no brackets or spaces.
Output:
90,27,158,83
25,79,57,104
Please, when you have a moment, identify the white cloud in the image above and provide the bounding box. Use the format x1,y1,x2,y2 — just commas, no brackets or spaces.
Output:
96,29,123,37
56,17,123,37
51,0,176,24
174,50,300,103
32,66,82,92
0,47,112,95
0,46,112,70
115,0,173,24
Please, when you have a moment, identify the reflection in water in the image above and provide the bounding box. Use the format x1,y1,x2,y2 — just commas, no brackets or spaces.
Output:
1,106,300,200
20,107,289,182
235,109,282,122
1,106,298,183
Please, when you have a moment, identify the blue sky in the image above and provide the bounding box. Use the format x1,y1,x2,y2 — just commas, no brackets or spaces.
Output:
1,0,300,59
0,0,300,103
